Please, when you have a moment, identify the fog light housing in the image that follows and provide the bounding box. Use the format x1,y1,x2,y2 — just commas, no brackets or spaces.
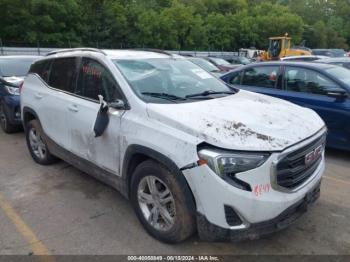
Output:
224,205,243,226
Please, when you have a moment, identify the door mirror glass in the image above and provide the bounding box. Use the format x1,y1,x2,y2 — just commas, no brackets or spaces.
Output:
326,90,348,100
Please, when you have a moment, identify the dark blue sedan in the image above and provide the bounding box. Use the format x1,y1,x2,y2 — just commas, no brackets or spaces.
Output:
221,62,350,151
0,56,40,133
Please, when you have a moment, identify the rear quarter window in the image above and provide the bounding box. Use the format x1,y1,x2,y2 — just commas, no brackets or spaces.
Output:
227,71,241,85
29,60,51,83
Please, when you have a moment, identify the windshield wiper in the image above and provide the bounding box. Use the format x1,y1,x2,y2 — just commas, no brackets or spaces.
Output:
141,92,187,102
185,90,235,99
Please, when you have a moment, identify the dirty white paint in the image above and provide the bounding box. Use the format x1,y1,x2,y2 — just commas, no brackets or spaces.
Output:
147,90,325,151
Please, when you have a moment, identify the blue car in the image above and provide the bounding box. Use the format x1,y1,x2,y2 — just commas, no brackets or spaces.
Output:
221,62,350,150
0,56,40,133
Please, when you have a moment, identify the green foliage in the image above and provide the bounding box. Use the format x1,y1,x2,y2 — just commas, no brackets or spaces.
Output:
0,0,349,50
158,2,206,49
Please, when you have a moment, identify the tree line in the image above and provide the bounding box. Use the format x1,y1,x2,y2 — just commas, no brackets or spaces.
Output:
0,0,349,51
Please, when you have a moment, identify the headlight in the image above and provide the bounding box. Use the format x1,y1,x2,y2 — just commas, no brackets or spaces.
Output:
4,85,20,95
198,148,270,189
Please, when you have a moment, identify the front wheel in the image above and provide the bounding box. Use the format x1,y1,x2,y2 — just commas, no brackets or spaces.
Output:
130,160,196,243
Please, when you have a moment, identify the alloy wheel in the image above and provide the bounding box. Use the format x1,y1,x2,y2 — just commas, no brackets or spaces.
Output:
137,175,176,231
29,127,47,160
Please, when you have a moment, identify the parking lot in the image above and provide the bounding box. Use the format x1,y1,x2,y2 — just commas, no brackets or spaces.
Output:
0,129,349,255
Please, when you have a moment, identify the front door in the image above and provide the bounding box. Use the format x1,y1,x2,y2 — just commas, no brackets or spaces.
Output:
67,57,125,174
281,66,350,148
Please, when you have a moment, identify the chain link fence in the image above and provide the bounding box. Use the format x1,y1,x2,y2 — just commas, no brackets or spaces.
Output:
0,39,240,57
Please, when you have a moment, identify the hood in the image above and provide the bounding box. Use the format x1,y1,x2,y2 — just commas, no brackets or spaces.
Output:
2,76,25,87
146,90,325,151
222,64,239,69
219,64,241,72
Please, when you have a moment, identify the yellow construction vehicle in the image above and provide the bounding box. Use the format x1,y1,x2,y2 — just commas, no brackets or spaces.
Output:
260,33,311,61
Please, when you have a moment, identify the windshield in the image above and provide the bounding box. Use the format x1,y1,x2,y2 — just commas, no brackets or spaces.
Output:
326,67,350,87
314,49,346,57
112,58,233,103
331,49,346,57
188,58,220,72
210,57,231,66
0,57,37,77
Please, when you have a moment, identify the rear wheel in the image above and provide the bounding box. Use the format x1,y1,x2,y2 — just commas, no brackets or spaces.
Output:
0,104,18,133
25,119,58,165
130,160,196,243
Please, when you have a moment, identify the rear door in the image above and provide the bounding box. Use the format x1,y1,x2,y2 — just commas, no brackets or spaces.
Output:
38,57,79,150
280,66,350,148
227,65,287,98
67,57,125,174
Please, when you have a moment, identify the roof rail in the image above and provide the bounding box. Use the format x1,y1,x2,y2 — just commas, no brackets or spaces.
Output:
134,48,174,57
46,48,106,56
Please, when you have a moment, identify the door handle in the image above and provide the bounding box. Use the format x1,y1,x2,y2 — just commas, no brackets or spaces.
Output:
68,104,79,112
34,93,43,99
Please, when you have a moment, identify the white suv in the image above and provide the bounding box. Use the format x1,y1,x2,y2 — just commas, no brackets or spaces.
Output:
21,48,326,243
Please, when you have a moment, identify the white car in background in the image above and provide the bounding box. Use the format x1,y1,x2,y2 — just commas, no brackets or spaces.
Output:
21,48,326,243
280,55,328,62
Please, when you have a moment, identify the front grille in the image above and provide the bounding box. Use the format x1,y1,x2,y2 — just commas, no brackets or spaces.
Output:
276,133,326,189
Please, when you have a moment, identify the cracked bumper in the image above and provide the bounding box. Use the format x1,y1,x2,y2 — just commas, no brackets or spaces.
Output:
197,180,321,242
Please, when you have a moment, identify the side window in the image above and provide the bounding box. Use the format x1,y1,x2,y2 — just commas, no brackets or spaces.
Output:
29,60,51,83
284,67,343,95
242,66,279,88
76,58,122,102
228,72,241,85
48,58,78,93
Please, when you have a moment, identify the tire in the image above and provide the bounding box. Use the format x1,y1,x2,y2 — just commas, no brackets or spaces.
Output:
0,104,18,133
130,160,196,243
25,119,58,165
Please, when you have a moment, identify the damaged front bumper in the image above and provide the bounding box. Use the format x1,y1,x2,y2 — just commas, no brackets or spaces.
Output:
197,180,321,242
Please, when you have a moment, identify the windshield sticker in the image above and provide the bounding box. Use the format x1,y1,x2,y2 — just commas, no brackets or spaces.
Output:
191,68,213,79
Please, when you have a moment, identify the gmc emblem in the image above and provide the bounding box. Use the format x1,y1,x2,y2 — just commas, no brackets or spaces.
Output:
305,145,324,166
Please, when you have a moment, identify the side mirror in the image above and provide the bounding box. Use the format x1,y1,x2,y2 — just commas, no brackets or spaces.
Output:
108,99,125,110
93,95,110,137
326,90,348,101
